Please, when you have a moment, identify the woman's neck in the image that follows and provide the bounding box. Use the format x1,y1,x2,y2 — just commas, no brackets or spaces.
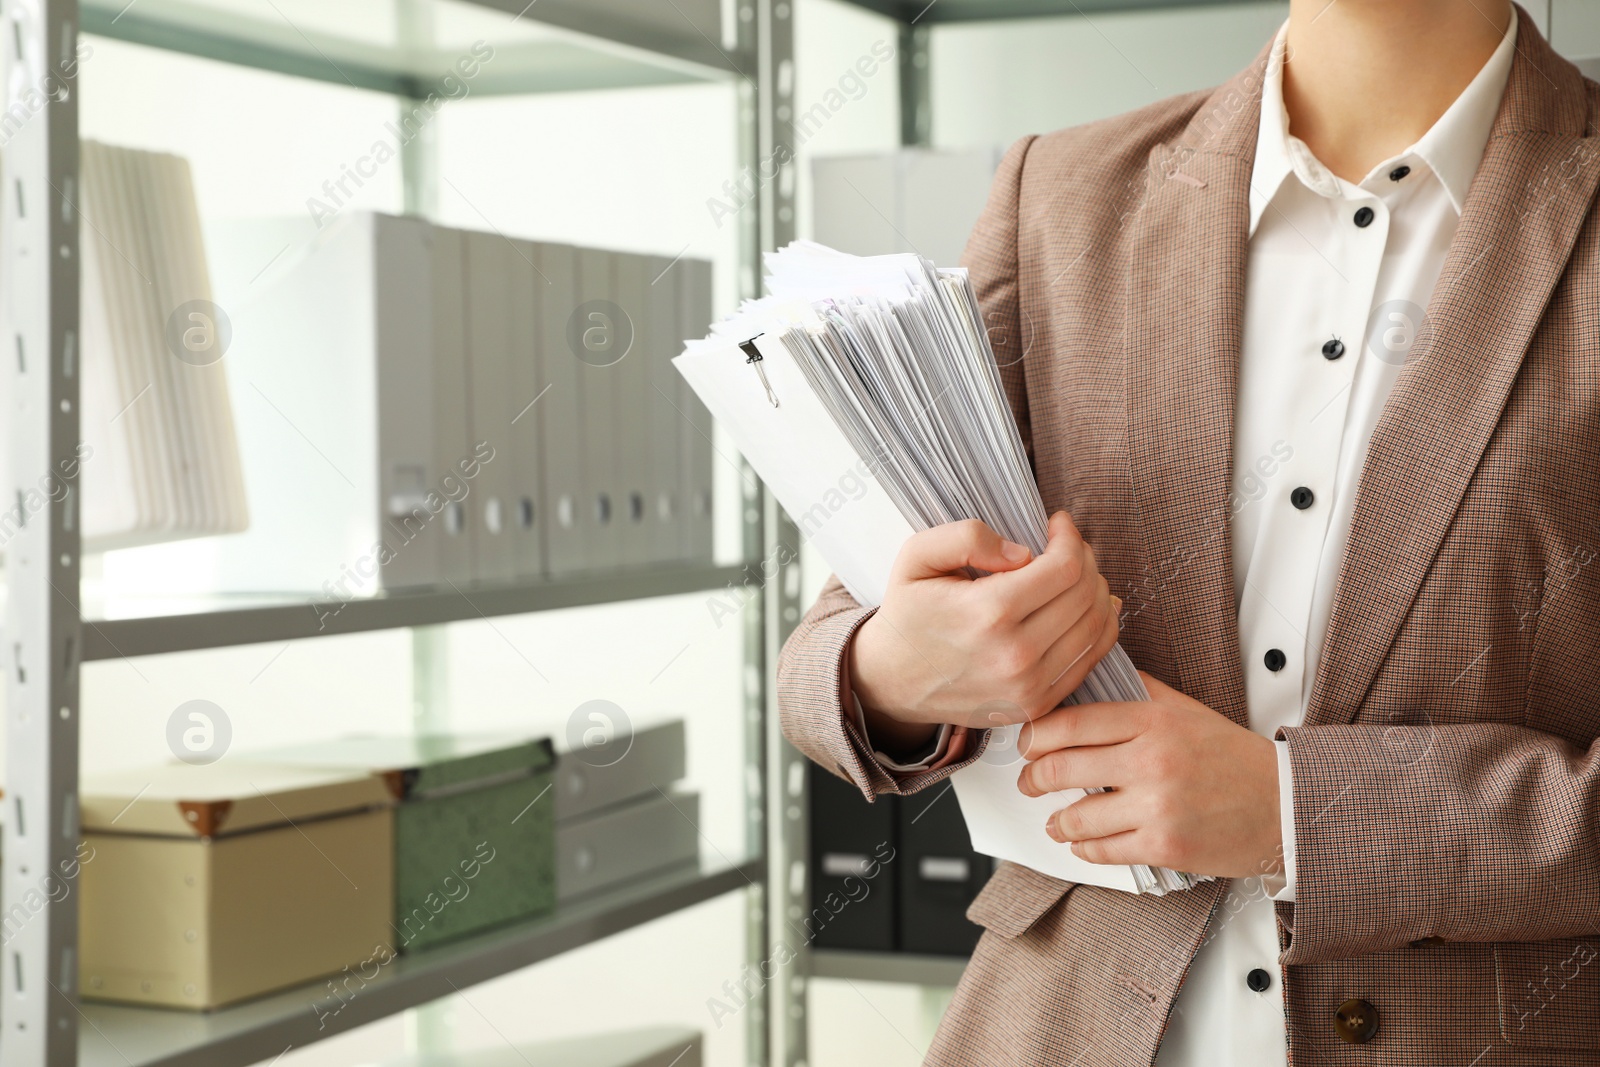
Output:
1282,0,1513,181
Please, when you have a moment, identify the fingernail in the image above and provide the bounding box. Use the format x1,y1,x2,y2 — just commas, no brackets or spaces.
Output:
1045,816,1065,843
1001,540,1030,563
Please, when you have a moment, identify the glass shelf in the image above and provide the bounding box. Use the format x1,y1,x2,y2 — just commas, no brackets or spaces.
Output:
808,949,968,987
80,0,752,98
75,563,754,659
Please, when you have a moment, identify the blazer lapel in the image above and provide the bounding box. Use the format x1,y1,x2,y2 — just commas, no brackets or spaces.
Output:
1305,24,1600,727
1125,53,1268,727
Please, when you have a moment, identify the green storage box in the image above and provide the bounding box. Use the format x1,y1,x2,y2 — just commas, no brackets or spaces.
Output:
242,734,555,952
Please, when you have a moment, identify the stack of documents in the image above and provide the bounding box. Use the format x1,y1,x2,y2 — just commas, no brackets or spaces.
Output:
676,241,1205,895
79,140,249,550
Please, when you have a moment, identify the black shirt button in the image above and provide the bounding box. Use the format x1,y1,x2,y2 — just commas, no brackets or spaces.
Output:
1389,165,1411,182
1321,338,1344,360
1353,206,1375,227
1246,968,1272,993
1334,998,1380,1044
1291,486,1315,510
1264,648,1287,672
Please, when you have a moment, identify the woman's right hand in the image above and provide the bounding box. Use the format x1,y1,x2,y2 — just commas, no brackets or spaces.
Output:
847,511,1120,752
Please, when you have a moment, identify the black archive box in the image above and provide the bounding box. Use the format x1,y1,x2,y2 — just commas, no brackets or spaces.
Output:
807,763,897,951
896,782,992,956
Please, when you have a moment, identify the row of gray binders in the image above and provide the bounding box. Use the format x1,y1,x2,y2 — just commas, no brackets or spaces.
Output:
214,211,715,595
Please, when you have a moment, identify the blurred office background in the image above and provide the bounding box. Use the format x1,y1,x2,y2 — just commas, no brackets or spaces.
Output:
8,2,1600,1067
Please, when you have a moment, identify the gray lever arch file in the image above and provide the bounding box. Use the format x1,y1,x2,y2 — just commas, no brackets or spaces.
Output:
538,241,589,576
645,254,685,564
507,236,545,581
679,257,715,563
431,224,475,587
463,229,519,584
575,246,623,573
614,252,653,568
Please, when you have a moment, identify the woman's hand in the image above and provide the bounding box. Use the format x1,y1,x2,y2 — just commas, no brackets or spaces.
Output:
1018,672,1284,879
848,511,1120,752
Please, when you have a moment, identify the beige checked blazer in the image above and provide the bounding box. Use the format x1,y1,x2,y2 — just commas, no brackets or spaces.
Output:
778,11,1600,1066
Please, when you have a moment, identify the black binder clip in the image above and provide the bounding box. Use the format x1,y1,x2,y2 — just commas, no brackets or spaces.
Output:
739,337,780,409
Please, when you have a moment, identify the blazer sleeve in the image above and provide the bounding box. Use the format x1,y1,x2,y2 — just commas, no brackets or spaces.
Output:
1277,721,1600,964
775,134,1038,803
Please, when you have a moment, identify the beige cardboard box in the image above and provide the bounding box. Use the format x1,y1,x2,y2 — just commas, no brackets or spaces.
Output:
79,763,394,1010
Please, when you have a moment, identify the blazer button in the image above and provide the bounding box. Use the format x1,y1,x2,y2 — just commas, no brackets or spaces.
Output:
1334,998,1380,1044
1321,338,1345,360
1246,968,1272,992
1354,206,1375,227
1264,648,1287,672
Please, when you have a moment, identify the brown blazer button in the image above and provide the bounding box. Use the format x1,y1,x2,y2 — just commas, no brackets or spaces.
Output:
1409,935,1446,948
1334,999,1380,1044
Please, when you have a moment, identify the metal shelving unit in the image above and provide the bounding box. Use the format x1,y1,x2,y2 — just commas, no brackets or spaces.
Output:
0,2,797,1067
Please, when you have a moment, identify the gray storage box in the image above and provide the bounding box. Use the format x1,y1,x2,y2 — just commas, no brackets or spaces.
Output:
556,719,686,821
557,790,699,901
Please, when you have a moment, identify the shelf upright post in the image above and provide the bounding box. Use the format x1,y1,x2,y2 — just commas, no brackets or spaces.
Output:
743,1,806,1065
740,470,768,1067
898,20,931,148
1,0,84,1065
396,0,438,220
732,7,767,1067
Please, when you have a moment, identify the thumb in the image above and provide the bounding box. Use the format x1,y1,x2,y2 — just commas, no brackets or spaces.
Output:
895,518,1032,582
1042,510,1081,555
